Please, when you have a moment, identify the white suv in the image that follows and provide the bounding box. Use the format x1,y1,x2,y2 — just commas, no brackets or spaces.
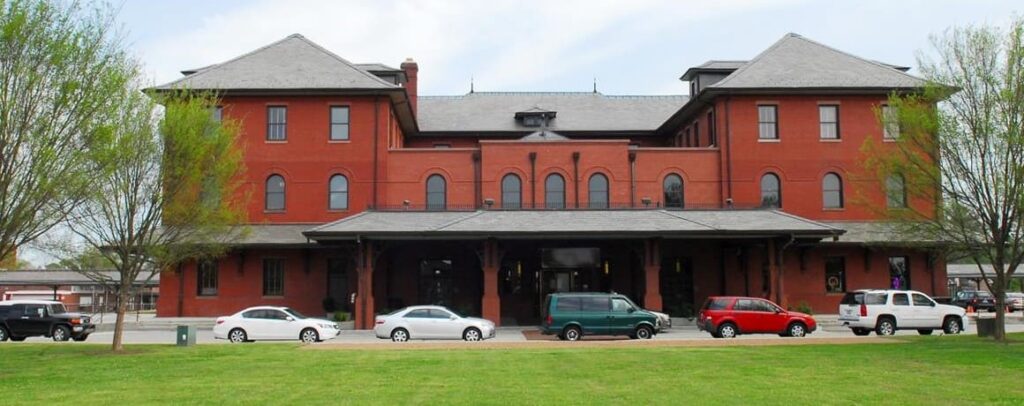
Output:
838,289,967,336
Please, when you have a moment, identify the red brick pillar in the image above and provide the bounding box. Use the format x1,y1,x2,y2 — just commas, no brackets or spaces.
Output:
643,239,663,311
481,239,501,325
355,242,375,330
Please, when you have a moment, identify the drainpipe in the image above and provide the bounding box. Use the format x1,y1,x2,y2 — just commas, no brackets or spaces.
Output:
372,96,380,209
529,152,537,209
472,151,482,209
572,151,580,208
724,96,733,204
629,150,637,207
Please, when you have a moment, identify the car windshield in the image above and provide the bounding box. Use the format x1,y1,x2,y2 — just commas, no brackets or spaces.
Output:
47,304,67,315
283,308,306,319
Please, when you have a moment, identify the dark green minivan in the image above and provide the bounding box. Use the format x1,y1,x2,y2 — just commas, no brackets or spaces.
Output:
540,292,658,341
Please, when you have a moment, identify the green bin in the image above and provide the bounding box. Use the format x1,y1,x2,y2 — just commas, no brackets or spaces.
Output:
176,325,197,346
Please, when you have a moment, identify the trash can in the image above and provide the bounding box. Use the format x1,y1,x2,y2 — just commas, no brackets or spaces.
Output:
176,325,197,346
976,317,996,338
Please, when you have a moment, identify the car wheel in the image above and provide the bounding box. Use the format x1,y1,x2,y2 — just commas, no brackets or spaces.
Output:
563,326,582,341
943,317,962,334
717,322,738,339
787,322,807,338
463,327,482,342
72,335,89,342
51,325,71,342
851,328,871,336
391,328,409,342
0,326,8,342
635,325,654,340
228,328,248,343
300,328,319,344
917,329,933,335
875,318,896,336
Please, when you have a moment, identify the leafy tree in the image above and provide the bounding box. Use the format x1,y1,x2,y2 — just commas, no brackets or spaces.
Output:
45,248,115,270
68,90,247,351
864,19,1024,341
0,0,135,264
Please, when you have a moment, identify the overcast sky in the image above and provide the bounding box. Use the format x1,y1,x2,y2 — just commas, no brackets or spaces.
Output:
18,0,1021,266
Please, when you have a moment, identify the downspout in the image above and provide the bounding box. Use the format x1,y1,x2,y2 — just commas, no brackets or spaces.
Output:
529,152,537,208
724,96,733,203
372,97,380,209
472,151,482,209
176,262,184,317
629,150,637,207
572,152,581,208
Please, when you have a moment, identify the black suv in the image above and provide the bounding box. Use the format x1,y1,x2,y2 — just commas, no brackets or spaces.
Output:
952,290,996,312
0,300,95,342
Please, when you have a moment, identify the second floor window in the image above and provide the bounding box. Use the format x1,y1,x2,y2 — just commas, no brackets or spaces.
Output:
758,105,778,139
545,174,565,209
329,175,349,210
426,175,446,210
588,173,609,209
267,106,287,141
212,106,223,122
330,106,350,140
822,173,843,209
501,174,521,209
265,175,285,211
760,173,781,208
819,105,839,139
663,174,684,208
882,105,900,140
886,174,907,208
707,111,716,146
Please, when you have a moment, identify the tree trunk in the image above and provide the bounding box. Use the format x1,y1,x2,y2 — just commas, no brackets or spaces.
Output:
994,293,1007,341
111,284,130,352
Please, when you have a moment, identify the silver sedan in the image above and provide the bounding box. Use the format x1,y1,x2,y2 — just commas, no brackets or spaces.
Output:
373,305,496,342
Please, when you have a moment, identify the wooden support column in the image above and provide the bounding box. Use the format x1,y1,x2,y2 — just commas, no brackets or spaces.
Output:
481,239,501,325
766,239,778,301
354,242,375,330
643,238,663,311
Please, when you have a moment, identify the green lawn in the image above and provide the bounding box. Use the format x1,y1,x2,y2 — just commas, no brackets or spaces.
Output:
2,335,1023,405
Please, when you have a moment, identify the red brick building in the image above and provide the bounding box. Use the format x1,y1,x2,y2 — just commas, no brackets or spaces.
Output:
154,33,946,328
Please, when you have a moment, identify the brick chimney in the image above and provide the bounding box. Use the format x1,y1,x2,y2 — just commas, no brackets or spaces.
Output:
401,58,419,115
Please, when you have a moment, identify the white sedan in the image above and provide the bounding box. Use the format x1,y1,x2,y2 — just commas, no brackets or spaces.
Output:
374,305,496,342
213,306,341,344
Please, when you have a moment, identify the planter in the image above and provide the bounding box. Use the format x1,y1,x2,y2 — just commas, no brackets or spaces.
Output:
976,316,998,337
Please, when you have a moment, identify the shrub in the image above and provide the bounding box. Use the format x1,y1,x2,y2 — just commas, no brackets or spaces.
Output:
795,301,814,315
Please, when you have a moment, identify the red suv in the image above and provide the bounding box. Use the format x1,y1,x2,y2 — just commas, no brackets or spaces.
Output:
698,296,817,338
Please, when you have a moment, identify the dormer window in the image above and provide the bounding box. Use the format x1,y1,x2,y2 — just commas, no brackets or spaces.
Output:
515,107,557,128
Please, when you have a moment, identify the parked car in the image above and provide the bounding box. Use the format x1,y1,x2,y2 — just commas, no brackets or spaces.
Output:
838,289,967,336
952,290,996,312
1006,292,1024,312
213,306,340,344
649,309,672,332
540,292,659,341
374,305,495,342
696,296,816,338
0,300,95,342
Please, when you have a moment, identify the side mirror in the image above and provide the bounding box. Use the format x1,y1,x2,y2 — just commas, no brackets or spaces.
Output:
627,307,636,313
286,316,295,322
449,315,457,320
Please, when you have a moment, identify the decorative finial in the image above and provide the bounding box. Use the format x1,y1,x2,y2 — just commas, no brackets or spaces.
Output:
593,77,597,93
470,76,474,93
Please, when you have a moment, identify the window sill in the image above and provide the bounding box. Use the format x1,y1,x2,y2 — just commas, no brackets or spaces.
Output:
328,140,351,144
819,138,842,143
197,295,218,299
265,140,288,144
883,138,897,143
758,139,780,143
262,296,285,299
263,210,286,214
822,208,846,212
825,292,846,296
327,209,350,213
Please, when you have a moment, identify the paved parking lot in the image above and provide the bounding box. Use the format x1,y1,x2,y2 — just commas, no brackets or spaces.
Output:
15,323,1024,345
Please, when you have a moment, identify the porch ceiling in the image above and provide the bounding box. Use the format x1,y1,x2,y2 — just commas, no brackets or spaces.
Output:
303,209,843,241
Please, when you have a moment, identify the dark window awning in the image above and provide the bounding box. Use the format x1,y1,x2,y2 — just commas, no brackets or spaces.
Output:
303,209,844,241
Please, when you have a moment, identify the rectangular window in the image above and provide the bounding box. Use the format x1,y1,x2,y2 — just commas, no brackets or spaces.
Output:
212,106,223,123
882,105,899,139
266,106,287,141
693,122,700,147
819,105,839,139
824,257,845,293
262,258,284,296
684,128,691,147
758,105,778,139
197,260,218,296
707,111,716,146
889,256,910,290
330,106,350,140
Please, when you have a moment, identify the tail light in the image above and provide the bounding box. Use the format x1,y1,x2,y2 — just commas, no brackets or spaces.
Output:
375,318,385,325
215,319,225,325
70,318,81,325
545,315,553,325
859,303,867,317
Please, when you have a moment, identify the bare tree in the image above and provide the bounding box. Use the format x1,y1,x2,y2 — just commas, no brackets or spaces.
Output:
0,0,135,263
68,91,247,351
865,18,1024,341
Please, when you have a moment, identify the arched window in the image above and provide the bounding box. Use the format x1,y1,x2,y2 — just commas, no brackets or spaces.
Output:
822,173,843,209
329,175,349,210
663,174,684,208
588,173,609,209
886,174,906,208
545,174,565,209
501,174,521,209
265,175,285,211
426,174,446,211
760,173,781,208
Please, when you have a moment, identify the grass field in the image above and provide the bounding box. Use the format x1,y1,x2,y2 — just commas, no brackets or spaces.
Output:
1,335,1023,405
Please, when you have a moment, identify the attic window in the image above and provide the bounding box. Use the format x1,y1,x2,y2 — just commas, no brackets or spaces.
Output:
523,116,544,127
515,109,556,128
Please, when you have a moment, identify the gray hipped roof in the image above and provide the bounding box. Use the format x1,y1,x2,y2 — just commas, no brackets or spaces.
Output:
154,34,399,91
417,92,686,133
304,209,842,240
709,33,926,90
0,270,159,286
